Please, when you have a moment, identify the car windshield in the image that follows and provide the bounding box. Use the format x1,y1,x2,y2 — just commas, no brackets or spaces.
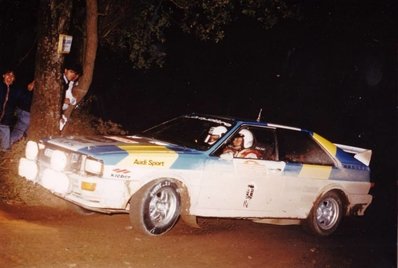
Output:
141,115,234,151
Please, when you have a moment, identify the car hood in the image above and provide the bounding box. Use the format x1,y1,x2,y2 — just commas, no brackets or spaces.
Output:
44,135,205,168
44,135,197,156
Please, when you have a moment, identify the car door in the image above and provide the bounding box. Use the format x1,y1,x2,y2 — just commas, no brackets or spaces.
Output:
196,126,288,217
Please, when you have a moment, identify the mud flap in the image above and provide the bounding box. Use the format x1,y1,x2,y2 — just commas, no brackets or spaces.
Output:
180,214,201,228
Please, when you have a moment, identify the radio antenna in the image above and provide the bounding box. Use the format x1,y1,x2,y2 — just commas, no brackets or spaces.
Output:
256,108,262,122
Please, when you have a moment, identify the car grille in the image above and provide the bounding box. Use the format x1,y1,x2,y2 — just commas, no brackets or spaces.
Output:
38,143,85,173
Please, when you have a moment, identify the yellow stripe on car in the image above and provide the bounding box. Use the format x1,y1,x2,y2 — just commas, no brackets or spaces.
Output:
313,133,337,156
116,145,179,168
299,164,332,179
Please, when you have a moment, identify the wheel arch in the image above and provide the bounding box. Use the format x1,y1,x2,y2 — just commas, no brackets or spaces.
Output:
314,185,350,216
126,176,192,213
304,186,349,236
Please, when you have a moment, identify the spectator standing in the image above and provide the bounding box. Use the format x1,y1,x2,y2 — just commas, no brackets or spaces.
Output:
10,80,34,145
60,62,82,130
0,69,20,151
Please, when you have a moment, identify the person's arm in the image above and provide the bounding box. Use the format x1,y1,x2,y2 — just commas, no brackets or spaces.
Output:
27,80,35,91
64,82,77,106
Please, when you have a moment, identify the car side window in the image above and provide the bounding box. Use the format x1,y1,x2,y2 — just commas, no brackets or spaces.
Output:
276,129,334,166
216,126,277,160
248,127,277,160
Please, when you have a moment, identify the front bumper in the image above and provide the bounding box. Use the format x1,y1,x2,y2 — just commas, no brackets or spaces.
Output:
19,157,131,211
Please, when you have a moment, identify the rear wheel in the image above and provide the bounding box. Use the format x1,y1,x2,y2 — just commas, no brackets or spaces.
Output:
129,180,180,236
305,191,344,236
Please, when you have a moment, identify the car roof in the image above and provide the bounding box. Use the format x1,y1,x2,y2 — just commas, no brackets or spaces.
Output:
188,113,307,133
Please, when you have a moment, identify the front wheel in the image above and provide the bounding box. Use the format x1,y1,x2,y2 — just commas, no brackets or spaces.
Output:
129,180,181,236
305,191,344,236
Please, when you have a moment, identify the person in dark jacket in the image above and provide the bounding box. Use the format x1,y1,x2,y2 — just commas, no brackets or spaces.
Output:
0,69,21,151
10,80,34,145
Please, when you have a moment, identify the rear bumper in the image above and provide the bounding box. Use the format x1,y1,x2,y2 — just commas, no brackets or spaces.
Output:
347,194,373,216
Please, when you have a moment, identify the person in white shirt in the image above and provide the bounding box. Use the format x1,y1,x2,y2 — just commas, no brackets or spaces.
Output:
60,63,82,130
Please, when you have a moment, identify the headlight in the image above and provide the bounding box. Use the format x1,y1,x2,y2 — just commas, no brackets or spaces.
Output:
85,157,103,175
18,157,38,181
50,150,67,171
25,140,39,160
41,169,70,195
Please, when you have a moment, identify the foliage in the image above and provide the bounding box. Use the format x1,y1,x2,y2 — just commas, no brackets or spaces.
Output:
98,0,171,69
177,1,234,43
240,0,300,29
63,100,128,136
97,0,299,70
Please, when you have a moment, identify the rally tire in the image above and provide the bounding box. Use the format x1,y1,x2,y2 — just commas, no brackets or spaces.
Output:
129,180,181,236
305,191,344,236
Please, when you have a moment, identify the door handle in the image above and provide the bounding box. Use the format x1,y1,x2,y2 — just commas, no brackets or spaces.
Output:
267,168,282,173
244,160,259,165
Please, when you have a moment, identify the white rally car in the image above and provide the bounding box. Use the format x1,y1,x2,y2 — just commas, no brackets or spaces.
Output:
18,114,373,236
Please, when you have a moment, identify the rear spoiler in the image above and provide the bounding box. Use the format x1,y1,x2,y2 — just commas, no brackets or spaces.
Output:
335,144,372,166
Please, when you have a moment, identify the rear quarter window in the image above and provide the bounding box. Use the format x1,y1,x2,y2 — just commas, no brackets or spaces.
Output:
277,129,334,166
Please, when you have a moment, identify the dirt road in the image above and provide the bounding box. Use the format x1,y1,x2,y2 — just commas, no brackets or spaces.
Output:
0,201,394,268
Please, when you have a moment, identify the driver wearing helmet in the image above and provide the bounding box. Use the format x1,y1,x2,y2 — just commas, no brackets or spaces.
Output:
221,129,261,159
204,125,227,145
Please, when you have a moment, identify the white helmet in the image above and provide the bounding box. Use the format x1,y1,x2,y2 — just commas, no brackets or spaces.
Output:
204,126,227,145
238,129,254,148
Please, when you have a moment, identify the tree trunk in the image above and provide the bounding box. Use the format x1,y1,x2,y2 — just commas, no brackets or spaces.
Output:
28,0,73,140
76,0,98,103
62,0,98,130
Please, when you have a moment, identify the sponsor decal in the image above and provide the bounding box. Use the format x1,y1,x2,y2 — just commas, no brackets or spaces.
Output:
185,115,232,127
110,173,131,179
243,184,255,208
150,180,172,197
133,159,165,167
116,144,178,168
110,168,131,179
112,168,130,174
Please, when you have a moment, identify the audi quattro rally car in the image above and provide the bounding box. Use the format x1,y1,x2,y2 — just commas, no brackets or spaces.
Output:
18,114,373,236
